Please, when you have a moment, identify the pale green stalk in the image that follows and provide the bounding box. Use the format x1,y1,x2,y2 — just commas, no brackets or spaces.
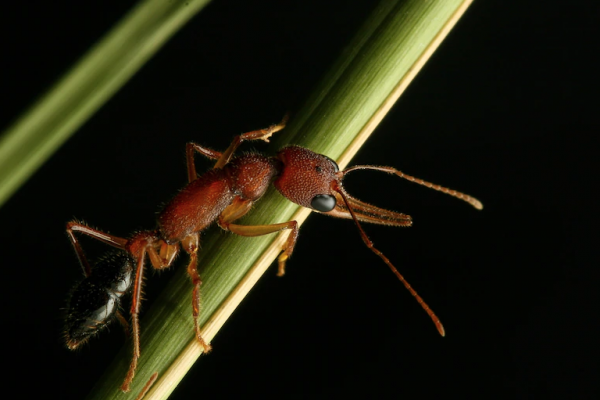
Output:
83,1,474,399
0,0,212,208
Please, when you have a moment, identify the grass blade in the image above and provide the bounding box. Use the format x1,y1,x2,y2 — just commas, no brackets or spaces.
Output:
83,0,475,398
0,0,212,208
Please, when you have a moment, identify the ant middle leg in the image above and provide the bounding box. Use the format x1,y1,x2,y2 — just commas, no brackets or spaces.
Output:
185,143,222,182
213,114,289,169
186,115,289,179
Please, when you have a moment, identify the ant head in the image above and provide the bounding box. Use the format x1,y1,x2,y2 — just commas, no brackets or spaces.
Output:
274,146,341,212
273,144,482,338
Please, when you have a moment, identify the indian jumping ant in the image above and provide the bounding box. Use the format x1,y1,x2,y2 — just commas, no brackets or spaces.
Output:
64,116,483,392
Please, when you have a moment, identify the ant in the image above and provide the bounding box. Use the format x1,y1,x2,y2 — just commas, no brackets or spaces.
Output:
64,116,482,392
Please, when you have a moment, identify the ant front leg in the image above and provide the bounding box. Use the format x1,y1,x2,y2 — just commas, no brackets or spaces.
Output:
227,221,299,276
218,197,299,276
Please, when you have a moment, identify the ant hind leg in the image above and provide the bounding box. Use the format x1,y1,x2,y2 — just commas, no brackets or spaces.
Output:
181,233,212,352
66,220,129,277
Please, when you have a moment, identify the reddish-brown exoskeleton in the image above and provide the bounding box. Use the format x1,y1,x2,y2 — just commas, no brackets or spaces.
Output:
64,117,482,392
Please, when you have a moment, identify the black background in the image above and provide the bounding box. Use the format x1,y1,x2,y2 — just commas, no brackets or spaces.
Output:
1,0,598,399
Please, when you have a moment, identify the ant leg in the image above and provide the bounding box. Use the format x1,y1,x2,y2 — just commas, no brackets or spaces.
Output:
115,310,131,337
181,233,212,352
185,143,222,182
218,206,299,277
224,221,298,276
120,242,147,393
66,220,128,276
213,114,289,169
186,115,288,179
135,372,158,400
121,232,176,392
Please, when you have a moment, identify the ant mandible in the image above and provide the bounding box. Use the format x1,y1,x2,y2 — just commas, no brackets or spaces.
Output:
64,116,482,392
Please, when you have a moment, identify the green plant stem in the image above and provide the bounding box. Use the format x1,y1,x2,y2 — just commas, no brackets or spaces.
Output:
0,0,212,208
84,0,474,399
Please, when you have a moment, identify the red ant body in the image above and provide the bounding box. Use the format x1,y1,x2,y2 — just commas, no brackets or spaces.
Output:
64,117,482,392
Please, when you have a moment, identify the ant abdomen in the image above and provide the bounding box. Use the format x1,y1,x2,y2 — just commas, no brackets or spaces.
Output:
65,251,134,350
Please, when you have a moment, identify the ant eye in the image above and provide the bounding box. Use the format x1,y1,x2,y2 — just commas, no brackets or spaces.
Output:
311,194,336,212
323,156,339,172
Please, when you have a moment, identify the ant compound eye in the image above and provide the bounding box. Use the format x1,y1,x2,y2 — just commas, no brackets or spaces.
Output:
323,156,339,172
311,194,336,212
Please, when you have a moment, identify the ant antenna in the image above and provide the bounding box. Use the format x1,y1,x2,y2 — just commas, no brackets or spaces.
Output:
333,184,446,337
343,165,483,210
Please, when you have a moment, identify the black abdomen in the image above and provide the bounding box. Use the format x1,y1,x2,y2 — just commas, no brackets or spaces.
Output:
64,251,134,349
